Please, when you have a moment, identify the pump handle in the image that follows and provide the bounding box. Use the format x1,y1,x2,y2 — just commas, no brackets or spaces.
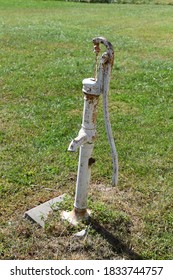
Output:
92,37,118,187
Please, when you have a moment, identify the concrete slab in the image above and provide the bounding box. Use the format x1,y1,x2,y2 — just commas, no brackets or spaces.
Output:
24,194,66,228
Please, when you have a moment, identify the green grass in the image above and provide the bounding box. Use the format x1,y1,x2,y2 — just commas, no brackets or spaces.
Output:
0,0,173,259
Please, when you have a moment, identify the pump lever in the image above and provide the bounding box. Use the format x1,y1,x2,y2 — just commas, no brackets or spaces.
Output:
93,37,118,187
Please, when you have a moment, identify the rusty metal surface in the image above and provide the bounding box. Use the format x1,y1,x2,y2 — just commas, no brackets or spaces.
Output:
93,36,114,67
68,84,99,153
61,207,91,226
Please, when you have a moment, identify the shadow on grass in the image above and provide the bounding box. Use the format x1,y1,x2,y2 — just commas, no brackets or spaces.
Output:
88,217,142,260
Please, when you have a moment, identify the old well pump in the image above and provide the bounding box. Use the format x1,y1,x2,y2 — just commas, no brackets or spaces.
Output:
62,37,118,225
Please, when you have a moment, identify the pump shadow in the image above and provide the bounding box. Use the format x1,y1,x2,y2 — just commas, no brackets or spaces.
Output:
88,217,142,260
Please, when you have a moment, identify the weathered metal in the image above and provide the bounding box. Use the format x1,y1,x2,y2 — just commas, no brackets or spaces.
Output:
62,37,118,225
68,92,99,153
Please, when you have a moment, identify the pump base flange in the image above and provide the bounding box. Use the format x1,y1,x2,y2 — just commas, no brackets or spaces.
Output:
61,207,91,226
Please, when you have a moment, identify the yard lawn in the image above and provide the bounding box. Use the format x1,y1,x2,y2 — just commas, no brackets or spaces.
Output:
0,0,173,259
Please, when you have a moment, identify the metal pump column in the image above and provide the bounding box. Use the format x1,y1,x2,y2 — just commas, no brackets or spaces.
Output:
62,37,118,225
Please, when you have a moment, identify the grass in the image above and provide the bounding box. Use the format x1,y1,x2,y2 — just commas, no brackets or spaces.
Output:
0,0,173,259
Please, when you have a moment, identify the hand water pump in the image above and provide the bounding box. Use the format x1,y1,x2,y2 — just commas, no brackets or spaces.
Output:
62,37,118,225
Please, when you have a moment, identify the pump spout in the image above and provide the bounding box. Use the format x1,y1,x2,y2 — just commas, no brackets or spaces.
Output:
68,130,87,152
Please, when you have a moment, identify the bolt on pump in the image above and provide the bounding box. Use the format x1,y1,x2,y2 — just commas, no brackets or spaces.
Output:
62,37,118,225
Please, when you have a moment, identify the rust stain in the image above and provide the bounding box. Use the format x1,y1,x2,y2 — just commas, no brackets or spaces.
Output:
84,93,99,124
92,98,99,124
84,93,98,100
